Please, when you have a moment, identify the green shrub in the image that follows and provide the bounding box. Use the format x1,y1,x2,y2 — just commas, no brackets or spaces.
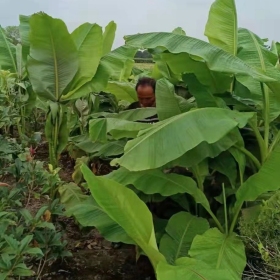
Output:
239,191,280,272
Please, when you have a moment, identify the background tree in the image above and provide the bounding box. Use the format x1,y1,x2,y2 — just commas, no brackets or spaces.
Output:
4,26,21,45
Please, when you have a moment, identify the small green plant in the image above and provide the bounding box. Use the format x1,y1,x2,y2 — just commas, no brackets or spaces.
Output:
239,191,280,272
0,186,71,279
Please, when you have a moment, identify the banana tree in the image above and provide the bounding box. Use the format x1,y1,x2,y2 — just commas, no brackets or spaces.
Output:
26,12,137,168
62,0,280,279
0,24,36,139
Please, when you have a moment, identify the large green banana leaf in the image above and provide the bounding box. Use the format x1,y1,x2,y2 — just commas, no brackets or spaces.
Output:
161,53,232,93
183,74,227,108
89,118,151,142
67,199,134,244
156,78,192,120
81,165,165,268
102,21,116,56
58,182,88,209
0,26,16,72
69,23,103,90
112,108,254,171
159,212,209,264
74,138,126,156
205,0,238,55
151,54,181,84
106,167,198,196
236,28,280,121
102,45,137,81
124,32,275,82
104,108,157,121
103,81,137,102
189,228,246,280
209,151,238,188
172,27,186,36
235,142,280,211
60,184,134,244
27,13,79,101
156,258,231,280
19,15,30,65
61,45,137,101
107,166,216,219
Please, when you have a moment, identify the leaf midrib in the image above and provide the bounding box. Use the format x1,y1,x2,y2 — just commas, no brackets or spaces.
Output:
49,29,59,100
174,217,194,260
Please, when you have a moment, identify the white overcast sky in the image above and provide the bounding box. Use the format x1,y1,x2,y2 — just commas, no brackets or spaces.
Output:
1,0,279,48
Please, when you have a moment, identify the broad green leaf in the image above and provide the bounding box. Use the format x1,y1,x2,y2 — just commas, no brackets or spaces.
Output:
73,134,126,156
189,228,246,280
156,258,231,280
162,53,232,93
101,45,138,81
19,235,33,253
107,168,215,218
106,108,157,121
235,28,280,121
106,167,197,196
235,142,280,210
24,247,43,256
4,236,18,251
81,164,165,268
166,128,241,170
27,13,79,101
125,32,275,82
104,81,137,102
152,54,181,84
19,15,30,64
0,273,9,279
58,182,88,209
25,86,37,116
89,118,151,142
229,146,246,183
183,74,226,108
60,63,109,101
72,156,89,184
13,267,34,277
172,27,186,36
205,0,238,55
69,23,103,90
13,264,34,275
57,110,69,154
66,196,134,244
112,108,254,171
159,212,209,264
209,151,237,188
156,78,191,120
61,45,137,101
0,26,16,72
102,21,116,55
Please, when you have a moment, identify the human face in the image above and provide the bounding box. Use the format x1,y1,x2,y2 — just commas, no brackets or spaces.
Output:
136,85,156,108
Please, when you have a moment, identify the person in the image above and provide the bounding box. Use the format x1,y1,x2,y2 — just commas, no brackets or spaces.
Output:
126,77,158,123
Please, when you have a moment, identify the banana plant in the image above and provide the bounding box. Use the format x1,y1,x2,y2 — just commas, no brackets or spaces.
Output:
26,12,137,167
0,24,36,139
64,1,280,279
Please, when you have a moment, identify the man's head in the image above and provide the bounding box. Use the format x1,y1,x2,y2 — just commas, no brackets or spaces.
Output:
135,77,156,107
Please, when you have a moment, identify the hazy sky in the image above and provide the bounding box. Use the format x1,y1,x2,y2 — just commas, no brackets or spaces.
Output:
1,0,279,47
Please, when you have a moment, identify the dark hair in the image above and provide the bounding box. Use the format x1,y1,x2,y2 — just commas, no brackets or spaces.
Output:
135,77,156,93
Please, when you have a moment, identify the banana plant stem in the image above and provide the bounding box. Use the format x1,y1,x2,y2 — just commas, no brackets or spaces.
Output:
261,82,270,153
234,145,261,170
249,121,266,164
222,183,228,235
